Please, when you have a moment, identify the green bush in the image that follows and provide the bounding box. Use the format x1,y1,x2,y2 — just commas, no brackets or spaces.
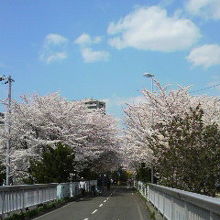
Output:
5,212,25,220
5,199,67,220
24,143,76,184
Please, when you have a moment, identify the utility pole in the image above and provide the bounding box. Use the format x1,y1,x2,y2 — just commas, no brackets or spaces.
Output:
0,75,15,185
143,72,155,184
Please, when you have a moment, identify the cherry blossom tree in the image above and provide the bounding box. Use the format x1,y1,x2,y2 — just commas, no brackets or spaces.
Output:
0,93,120,181
123,81,220,168
149,105,220,196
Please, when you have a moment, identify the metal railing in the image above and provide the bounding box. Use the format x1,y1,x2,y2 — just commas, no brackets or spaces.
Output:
135,181,148,198
135,181,220,220
0,180,97,217
0,184,57,215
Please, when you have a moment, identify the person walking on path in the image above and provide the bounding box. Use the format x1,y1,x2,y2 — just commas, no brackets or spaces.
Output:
79,177,86,197
106,176,111,191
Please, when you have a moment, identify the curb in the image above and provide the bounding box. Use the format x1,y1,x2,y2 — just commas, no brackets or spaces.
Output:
136,191,164,220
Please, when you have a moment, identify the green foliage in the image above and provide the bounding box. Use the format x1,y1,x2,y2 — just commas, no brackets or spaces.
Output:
5,213,25,220
25,209,39,218
25,143,76,183
150,211,156,220
78,166,98,180
5,199,67,220
111,167,130,183
0,160,6,185
149,105,220,196
136,163,151,183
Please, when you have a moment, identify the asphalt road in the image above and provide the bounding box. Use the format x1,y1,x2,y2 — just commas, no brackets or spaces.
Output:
34,186,150,220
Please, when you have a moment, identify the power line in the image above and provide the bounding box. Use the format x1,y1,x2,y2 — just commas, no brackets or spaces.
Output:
190,82,220,94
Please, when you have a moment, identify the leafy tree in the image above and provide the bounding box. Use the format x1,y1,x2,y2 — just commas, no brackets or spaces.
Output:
78,150,121,180
91,150,121,173
124,81,220,169
149,105,220,196
78,167,98,180
25,143,76,183
111,167,131,183
2,93,120,181
0,160,5,185
136,163,151,183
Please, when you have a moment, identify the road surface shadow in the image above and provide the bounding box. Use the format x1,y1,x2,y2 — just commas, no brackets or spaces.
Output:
109,186,135,197
74,186,134,202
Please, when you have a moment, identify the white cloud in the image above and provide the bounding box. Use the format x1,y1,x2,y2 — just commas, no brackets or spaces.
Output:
81,48,109,63
42,52,67,64
74,33,110,63
40,33,68,64
187,44,220,67
186,0,220,20
74,33,102,46
46,33,68,45
107,6,201,52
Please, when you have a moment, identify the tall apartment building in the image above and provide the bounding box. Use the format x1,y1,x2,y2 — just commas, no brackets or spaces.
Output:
83,99,106,112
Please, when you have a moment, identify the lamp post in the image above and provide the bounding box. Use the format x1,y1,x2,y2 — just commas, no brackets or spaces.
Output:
143,72,155,184
143,73,154,94
0,75,15,185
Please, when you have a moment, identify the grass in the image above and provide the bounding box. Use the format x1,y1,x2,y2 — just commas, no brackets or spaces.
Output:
4,198,71,220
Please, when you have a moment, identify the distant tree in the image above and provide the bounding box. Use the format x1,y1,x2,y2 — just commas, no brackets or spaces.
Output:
149,105,220,196
78,150,121,180
0,93,120,181
111,167,131,184
78,166,98,181
0,160,5,185
135,163,151,183
124,81,220,168
25,143,76,183
92,150,121,173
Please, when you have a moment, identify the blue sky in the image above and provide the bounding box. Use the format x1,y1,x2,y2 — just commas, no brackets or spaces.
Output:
0,0,220,118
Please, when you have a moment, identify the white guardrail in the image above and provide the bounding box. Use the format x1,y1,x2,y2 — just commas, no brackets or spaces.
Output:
0,180,97,216
135,181,220,220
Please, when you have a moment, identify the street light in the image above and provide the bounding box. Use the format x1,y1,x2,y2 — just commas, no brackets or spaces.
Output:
143,73,154,78
0,74,15,185
143,72,155,184
143,72,155,93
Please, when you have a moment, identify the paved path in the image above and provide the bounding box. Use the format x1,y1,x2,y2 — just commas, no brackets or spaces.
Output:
34,187,150,220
